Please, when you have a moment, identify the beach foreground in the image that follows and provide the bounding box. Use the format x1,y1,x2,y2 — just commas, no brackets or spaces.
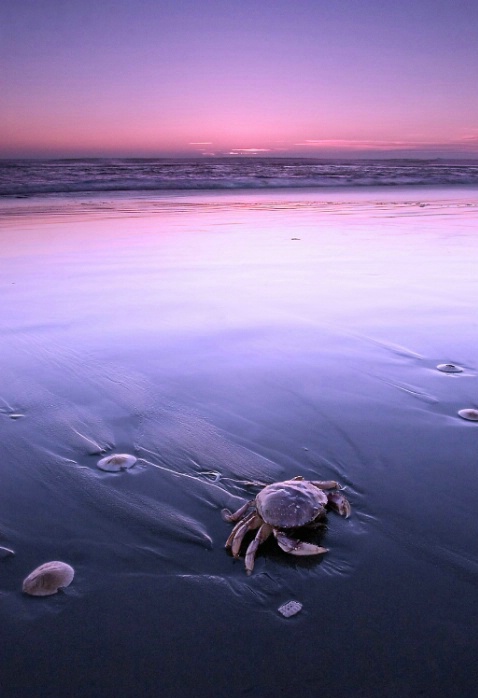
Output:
1,188,478,697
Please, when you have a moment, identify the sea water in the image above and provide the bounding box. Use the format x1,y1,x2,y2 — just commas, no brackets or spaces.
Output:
1,157,478,196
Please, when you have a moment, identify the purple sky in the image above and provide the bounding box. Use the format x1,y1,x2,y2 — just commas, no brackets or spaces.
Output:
1,0,477,158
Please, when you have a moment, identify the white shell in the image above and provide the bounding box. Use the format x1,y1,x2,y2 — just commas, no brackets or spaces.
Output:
278,600,303,618
22,561,75,596
437,363,463,373
0,546,15,558
457,408,478,422
97,453,137,472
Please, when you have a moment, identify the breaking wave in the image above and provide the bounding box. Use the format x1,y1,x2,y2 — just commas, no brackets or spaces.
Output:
1,157,478,197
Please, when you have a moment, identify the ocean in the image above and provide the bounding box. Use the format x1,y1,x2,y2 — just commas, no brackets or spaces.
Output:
1,162,478,698
1,157,478,197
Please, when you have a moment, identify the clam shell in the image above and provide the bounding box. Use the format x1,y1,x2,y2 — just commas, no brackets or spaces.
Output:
436,363,463,373
97,453,137,472
457,408,478,422
22,561,75,596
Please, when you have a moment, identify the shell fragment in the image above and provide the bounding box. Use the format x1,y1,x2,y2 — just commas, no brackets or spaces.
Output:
457,408,478,422
97,453,137,472
437,363,463,374
278,600,303,618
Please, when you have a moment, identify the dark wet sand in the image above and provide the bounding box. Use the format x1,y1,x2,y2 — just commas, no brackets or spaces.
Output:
1,187,478,697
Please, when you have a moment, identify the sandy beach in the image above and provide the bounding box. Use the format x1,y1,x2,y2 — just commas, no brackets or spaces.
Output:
1,187,478,697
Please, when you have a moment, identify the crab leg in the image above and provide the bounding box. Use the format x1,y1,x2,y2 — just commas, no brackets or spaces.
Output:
311,480,342,491
326,492,351,518
245,523,273,575
230,514,262,558
225,512,257,549
226,514,251,549
221,500,253,523
273,530,328,557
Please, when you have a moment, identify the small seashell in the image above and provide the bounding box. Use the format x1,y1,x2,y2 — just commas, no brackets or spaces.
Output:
278,600,303,618
97,453,137,472
0,546,15,558
436,363,463,374
457,408,478,422
22,561,75,596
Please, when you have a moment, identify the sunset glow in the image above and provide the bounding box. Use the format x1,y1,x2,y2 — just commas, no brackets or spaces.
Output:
1,0,478,158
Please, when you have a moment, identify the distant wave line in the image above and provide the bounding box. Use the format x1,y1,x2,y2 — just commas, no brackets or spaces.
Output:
1,158,478,197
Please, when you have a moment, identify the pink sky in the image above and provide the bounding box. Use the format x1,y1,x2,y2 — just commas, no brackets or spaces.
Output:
1,0,477,158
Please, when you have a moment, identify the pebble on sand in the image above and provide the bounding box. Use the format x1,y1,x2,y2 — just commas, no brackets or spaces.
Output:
97,453,137,472
22,561,75,596
457,408,478,422
278,600,303,618
436,363,463,373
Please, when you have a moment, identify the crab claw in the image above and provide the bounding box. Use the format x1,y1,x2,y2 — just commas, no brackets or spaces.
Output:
274,530,328,557
326,492,352,518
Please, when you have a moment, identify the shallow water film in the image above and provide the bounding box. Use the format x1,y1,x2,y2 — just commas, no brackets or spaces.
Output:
1,187,478,697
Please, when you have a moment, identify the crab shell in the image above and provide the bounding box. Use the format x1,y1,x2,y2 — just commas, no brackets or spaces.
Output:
256,479,328,528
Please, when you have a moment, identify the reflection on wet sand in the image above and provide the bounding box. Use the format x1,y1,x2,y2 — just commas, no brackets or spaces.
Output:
1,188,478,697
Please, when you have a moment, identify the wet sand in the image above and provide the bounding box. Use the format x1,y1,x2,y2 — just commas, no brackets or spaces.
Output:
1,187,478,697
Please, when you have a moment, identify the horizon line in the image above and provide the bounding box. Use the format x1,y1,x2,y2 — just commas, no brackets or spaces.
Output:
2,154,478,162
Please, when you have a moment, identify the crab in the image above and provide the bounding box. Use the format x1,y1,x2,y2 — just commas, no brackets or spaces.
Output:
223,476,351,574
